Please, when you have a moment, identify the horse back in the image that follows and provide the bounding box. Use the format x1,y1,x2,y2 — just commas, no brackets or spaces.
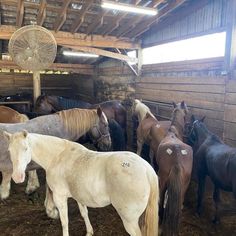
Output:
157,133,193,176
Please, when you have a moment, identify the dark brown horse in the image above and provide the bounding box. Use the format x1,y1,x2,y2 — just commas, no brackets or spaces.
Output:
34,95,127,130
188,116,236,224
156,102,193,236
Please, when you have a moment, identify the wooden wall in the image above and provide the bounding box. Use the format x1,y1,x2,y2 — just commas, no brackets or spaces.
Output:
0,73,74,97
96,60,135,102
136,57,226,139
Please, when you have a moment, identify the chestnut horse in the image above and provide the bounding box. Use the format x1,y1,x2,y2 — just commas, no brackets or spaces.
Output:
156,102,193,236
132,99,171,166
0,106,28,123
0,106,39,197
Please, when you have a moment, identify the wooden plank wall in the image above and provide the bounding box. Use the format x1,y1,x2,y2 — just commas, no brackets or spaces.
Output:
96,60,135,102
72,75,94,103
0,73,74,97
136,57,227,139
224,80,236,146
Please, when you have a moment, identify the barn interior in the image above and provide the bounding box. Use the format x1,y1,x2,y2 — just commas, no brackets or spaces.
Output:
0,0,236,235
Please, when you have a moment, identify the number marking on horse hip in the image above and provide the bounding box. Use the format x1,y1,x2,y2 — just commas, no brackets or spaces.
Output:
181,149,187,155
166,148,173,155
121,162,130,168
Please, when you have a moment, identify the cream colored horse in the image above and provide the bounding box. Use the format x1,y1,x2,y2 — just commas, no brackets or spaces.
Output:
5,131,159,236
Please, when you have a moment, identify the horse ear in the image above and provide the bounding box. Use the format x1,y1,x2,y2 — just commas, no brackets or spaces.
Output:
200,116,206,123
172,102,177,108
3,131,11,141
22,130,28,138
97,106,102,117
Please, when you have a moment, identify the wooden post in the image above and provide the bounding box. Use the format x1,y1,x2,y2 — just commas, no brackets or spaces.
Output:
137,48,143,76
224,0,236,79
33,71,41,104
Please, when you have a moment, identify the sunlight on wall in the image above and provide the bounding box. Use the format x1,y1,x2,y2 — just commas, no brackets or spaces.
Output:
142,32,226,65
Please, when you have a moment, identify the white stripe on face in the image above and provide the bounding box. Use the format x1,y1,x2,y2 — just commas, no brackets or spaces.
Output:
102,112,108,124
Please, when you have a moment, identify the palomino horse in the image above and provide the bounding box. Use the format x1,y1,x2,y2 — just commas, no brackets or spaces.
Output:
0,106,39,197
132,99,171,166
188,116,236,223
156,102,193,236
0,108,111,200
5,131,159,236
34,95,127,132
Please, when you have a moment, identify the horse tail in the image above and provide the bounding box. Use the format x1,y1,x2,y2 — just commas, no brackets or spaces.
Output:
141,168,159,236
162,164,182,236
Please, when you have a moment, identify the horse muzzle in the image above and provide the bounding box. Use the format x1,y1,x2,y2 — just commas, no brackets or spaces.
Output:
12,172,25,184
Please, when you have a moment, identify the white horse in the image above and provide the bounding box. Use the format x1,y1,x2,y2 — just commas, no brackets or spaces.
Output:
131,99,156,123
5,131,159,236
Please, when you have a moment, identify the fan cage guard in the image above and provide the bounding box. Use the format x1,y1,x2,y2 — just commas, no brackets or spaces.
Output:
9,25,57,71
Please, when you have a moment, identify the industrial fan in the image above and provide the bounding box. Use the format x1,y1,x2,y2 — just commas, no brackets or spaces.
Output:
8,25,57,103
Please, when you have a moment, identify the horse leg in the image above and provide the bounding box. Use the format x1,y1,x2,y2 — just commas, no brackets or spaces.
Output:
77,203,94,236
149,149,155,168
212,186,221,224
137,140,143,156
44,184,59,219
26,170,40,194
53,193,69,236
0,170,12,200
121,217,141,236
197,173,206,216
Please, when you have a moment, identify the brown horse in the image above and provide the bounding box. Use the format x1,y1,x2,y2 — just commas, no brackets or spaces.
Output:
0,106,39,197
0,106,29,123
156,102,193,236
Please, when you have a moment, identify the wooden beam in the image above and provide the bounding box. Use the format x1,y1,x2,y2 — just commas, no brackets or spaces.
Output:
0,25,140,49
65,45,138,63
115,0,165,37
128,0,188,38
100,0,142,36
0,60,94,75
37,0,47,26
85,9,109,36
225,0,236,79
70,0,93,33
116,48,138,75
16,0,24,27
53,0,72,32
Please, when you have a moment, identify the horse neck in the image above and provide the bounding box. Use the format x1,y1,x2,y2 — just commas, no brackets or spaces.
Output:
59,109,99,140
196,125,210,146
28,133,67,171
169,111,185,140
137,104,154,122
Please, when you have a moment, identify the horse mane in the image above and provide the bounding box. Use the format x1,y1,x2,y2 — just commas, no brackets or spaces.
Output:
57,108,98,138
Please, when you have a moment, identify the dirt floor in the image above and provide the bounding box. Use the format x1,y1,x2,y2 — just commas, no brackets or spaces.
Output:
0,170,236,236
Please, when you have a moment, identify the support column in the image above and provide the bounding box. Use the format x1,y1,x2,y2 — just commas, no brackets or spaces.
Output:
33,71,41,104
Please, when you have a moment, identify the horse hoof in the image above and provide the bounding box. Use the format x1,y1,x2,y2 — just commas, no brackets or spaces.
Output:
86,233,93,236
0,190,10,200
46,208,59,219
25,183,40,194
